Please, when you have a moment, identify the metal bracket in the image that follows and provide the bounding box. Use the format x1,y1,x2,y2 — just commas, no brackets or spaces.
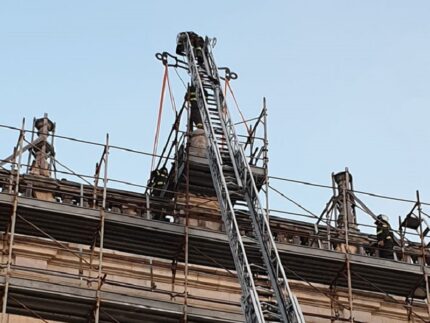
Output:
218,67,238,81
155,51,188,70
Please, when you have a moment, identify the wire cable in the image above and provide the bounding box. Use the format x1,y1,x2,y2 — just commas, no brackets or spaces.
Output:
173,66,187,89
1,123,430,206
270,175,430,206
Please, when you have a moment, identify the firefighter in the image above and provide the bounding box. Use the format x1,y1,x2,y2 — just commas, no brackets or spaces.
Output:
151,167,168,193
375,214,394,259
193,35,205,65
186,32,204,64
175,32,204,65
176,32,187,56
185,85,203,128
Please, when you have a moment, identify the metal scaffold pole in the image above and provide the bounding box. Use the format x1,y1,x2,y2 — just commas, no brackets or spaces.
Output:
416,190,430,319
263,98,269,222
94,134,109,323
1,119,25,323
342,168,354,322
50,120,57,179
183,103,191,323
25,118,35,175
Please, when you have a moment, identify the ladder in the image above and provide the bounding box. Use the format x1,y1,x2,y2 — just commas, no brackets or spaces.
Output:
179,32,305,323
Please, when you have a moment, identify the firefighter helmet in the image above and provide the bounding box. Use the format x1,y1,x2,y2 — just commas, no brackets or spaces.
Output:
375,214,389,224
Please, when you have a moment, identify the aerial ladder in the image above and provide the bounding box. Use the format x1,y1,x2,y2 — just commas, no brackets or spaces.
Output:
176,32,305,323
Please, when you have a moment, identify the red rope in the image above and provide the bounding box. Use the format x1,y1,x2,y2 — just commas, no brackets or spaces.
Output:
151,65,168,171
225,79,251,136
166,69,177,113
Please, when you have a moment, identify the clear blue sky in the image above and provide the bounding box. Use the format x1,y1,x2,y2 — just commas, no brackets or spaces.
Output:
1,1,430,232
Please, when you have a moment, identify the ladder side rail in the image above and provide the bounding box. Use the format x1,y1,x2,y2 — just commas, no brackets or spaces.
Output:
245,194,302,323
213,86,244,186
290,295,306,323
206,62,295,300
202,44,244,186
199,37,214,80
224,108,246,172
205,38,220,81
185,53,223,164
205,144,263,322
239,142,305,322
205,45,251,180
207,42,294,300
183,34,266,322
204,39,305,323
220,103,304,321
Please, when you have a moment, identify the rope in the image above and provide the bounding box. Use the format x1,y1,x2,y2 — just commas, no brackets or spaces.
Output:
166,68,177,114
151,64,169,172
225,78,251,136
173,66,187,89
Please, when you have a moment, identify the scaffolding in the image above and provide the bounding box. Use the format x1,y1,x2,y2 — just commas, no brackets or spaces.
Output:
0,33,429,323
0,114,429,322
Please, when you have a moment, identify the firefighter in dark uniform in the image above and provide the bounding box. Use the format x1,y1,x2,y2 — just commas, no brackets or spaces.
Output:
185,85,203,128
176,31,198,55
151,166,168,194
193,35,205,65
375,214,394,259
176,31,204,65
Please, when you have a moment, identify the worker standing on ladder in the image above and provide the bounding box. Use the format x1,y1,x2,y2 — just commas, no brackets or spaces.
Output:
375,214,394,259
176,31,204,65
193,34,205,65
185,84,203,129
189,31,205,65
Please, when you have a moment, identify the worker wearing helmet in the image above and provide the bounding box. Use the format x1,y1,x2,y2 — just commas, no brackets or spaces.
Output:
193,35,205,65
185,85,203,128
176,31,200,56
375,214,394,259
150,166,169,194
